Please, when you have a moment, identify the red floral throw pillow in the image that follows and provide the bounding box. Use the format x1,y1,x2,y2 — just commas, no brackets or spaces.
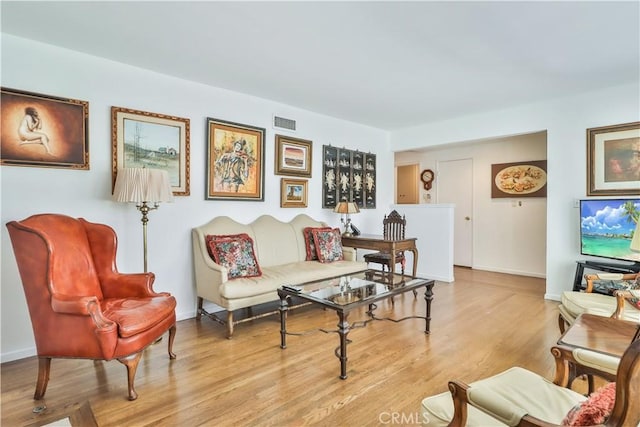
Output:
303,226,333,261
562,382,616,426
205,234,262,279
311,228,344,263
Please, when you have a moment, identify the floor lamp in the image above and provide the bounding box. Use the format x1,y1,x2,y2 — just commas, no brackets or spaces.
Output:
112,168,174,272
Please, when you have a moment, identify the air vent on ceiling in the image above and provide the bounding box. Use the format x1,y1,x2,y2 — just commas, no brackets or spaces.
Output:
273,115,296,132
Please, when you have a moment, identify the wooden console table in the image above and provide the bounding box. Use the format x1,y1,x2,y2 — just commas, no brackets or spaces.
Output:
341,234,418,277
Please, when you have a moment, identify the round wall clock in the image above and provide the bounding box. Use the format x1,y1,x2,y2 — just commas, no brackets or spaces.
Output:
420,169,434,190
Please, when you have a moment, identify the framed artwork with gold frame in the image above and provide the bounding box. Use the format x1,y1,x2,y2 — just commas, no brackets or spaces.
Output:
587,121,640,196
111,106,190,196
206,117,265,201
1,87,89,169
275,134,312,177
281,178,308,208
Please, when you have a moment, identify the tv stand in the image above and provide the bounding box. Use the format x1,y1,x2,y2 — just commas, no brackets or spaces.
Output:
573,260,640,291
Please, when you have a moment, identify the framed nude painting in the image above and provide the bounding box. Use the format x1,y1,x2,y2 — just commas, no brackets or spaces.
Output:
206,117,265,201
0,87,89,169
112,106,190,196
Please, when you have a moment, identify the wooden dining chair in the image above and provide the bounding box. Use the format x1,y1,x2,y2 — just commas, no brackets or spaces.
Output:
363,210,407,275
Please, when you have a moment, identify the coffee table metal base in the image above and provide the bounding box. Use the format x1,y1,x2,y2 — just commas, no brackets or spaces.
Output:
278,283,433,379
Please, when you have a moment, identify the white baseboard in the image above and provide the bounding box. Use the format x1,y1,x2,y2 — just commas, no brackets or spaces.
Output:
471,265,546,279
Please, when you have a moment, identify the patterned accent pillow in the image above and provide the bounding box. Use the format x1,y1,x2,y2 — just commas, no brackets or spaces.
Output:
562,382,615,426
205,234,262,279
303,226,332,261
626,289,640,309
592,278,640,295
311,228,344,263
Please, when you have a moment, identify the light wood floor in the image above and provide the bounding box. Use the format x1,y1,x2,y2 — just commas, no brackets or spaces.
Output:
1,268,587,426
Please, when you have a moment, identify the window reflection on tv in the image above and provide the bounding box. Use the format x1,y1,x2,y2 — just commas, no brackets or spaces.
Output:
580,198,640,263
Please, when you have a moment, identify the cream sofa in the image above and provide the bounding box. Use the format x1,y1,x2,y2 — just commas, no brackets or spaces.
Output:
192,214,367,337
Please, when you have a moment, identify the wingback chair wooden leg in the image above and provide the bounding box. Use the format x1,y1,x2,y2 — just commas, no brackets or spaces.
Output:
34,357,52,400
118,352,143,401
168,325,177,359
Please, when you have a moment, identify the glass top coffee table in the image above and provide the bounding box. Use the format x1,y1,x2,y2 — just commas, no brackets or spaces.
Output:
277,269,435,379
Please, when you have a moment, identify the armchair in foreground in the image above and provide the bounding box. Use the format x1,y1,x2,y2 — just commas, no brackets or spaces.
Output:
6,213,177,401
420,337,640,426
558,272,640,333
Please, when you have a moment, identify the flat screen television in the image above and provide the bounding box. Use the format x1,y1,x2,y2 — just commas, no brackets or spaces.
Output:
580,198,640,266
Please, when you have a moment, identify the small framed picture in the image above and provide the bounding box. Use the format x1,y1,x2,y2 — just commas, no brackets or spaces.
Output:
275,134,312,177
1,87,89,169
206,117,265,201
275,135,313,178
587,121,640,196
281,178,308,208
112,106,190,196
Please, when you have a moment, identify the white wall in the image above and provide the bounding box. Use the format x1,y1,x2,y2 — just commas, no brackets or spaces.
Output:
395,132,547,278
390,82,640,301
0,35,392,362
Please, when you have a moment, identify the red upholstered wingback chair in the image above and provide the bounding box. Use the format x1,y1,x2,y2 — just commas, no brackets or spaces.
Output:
6,213,177,401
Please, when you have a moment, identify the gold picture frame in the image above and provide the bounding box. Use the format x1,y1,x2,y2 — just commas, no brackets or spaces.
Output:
112,106,190,196
587,121,640,196
275,134,312,177
1,87,89,169
281,178,308,208
206,117,265,201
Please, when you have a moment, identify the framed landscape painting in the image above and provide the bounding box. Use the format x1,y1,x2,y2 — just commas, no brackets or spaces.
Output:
1,87,89,169
206,117,265,201
274,134,312,177
280,178,308,208
587,121,640,196
112,106,190,196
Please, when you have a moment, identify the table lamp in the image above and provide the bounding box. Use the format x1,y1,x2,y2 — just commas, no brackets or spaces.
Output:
112,167,174,272
334,201,360,236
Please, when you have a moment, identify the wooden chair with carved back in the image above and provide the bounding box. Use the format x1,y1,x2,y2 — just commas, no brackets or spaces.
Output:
363,210,407,276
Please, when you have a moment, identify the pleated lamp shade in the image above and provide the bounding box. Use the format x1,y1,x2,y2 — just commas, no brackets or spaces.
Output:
333,201,360,214
112,168,174,203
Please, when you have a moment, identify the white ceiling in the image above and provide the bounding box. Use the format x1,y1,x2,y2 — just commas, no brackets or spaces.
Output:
2,1,639,130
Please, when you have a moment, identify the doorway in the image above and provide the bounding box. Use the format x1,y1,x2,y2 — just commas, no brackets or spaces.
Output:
437,158,473,267
396,164,419,204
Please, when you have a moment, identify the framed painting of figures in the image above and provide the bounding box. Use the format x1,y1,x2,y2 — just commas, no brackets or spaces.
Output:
364,153,376,208
587,121,640,196
1,87,89,169
206,117,265,201
322,145,338,208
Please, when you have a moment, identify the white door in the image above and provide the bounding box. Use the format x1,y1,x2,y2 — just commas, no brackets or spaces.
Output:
437,158,473,267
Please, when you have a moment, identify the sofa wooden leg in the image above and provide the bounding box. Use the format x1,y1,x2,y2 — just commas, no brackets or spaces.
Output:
196,297,203,319
34,357,51,400
226,311,234,339
118,352,143,401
